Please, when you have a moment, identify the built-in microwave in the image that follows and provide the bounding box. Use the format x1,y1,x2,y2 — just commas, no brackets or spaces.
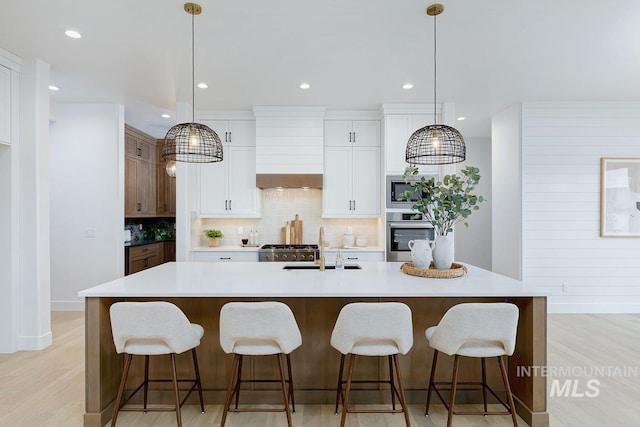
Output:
386,174,437,209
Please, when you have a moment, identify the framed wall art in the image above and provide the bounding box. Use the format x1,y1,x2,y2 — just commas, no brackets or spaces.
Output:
600,157,640,237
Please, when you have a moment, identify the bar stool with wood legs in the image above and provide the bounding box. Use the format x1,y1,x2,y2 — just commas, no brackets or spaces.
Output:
330,302,413,427
425,302,520,427
219,301,302,427
109,301,205,427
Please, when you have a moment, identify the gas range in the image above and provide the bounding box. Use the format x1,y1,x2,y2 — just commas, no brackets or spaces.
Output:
258,244,319,262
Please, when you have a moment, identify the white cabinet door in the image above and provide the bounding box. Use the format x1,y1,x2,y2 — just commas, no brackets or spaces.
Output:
199,162,228,215
385,114,440,175
323,146,352,216
227,120,256,147
227,146,258,215
352,146,380,215
0,65,10,145
352,121,380,147
324,120,351,147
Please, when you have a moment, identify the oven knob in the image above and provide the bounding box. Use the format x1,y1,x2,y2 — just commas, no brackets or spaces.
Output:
265,255,270,261
273,254,278,261
282,254,288,260
291,254,297,260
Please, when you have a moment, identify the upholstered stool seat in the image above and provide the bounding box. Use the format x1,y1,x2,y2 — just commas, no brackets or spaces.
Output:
330,302,413,427
425,302,520,427
109,301,205,427
219,301,302,427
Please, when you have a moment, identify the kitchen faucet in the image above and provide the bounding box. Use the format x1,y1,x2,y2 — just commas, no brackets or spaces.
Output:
317,226,325,271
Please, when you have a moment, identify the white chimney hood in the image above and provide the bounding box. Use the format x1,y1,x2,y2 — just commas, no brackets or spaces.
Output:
253,106,325,188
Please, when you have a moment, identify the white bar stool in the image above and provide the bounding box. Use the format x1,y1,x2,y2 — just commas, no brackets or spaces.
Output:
425,302,520,427
330,302,413,427
219,301,302,427
109,301,205,427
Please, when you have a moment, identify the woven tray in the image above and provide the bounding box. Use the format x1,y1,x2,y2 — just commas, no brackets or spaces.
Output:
400,262,467,279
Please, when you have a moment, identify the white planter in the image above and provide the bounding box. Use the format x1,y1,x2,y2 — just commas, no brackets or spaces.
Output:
432,233,454,270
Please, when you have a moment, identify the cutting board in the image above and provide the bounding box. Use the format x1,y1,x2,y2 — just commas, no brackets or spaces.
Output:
291,214,303,245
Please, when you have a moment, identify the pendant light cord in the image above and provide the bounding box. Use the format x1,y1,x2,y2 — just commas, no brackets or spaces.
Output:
433,12,437,124
191,10,195,123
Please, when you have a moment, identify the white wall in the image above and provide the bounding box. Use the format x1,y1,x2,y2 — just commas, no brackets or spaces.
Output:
491,105,522,279
520,102,640,313
455,136,492,270
49,104,125,310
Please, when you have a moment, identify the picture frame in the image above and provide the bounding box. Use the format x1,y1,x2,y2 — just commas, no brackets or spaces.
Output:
600,157,640,237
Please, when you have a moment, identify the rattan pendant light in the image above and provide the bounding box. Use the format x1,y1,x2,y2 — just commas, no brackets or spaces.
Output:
405,4,465,165
162,3,223,164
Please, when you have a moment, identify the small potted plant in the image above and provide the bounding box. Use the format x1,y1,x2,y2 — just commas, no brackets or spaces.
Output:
204,229,223,247
401,165,485,269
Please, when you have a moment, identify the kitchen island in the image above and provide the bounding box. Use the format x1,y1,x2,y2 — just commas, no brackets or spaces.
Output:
79,261,548,426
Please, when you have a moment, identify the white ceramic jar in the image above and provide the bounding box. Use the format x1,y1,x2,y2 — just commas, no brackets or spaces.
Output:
356,235,367,247
342,233,355,247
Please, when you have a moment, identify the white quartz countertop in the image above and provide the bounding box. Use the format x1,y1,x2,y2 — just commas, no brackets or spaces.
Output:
190,246,384,252
78,262,547,298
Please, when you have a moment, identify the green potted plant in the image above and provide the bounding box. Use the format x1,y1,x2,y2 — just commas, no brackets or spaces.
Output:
204,229,223,247
401,165,485,269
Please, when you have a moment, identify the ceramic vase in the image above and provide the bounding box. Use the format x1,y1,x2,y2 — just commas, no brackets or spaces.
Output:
408,239,435,269
432,233,454,269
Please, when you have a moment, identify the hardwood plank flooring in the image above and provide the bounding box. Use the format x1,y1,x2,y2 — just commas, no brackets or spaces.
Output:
0,312,638,426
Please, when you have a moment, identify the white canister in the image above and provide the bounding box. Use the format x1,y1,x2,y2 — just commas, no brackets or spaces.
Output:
342,233,355,247
356,235,367,247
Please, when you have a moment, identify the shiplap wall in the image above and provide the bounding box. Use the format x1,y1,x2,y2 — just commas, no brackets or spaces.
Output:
521,102,640,313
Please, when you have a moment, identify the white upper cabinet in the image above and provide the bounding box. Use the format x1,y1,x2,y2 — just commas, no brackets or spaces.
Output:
384,113,442,175
0,65,10,145
198,120,260,217
323,120,381,217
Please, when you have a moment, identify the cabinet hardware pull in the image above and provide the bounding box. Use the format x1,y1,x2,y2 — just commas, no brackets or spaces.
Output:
137,147,141,157
229,200,231,210
228,132,231,143
353,200,356,210
137,202,141,212
352,132,355,143
220,257,231,260
349,200,352,210
225,200,228,210
347,257,358,260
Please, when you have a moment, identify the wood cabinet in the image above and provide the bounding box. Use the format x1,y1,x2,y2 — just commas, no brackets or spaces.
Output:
384,114,441,175
126,242,163,275
155,140,176,216
197,120,259,217
323,120,381,217
124,125,156,217
0,65,10,145
125,241,175,275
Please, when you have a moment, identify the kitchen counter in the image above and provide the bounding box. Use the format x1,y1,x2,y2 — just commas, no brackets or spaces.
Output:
79,261,544,298
125,238,175,248
79,262,548,427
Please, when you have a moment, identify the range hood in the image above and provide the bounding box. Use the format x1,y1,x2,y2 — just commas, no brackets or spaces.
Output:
256,173,323,189
253,106,326,189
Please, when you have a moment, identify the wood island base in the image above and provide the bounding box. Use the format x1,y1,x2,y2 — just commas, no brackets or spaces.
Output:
84,296,548,427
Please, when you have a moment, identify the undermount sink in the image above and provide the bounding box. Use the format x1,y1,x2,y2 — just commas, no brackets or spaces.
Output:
282,264,362,270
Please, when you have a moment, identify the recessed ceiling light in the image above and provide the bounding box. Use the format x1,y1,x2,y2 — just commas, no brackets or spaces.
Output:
299,83,310,90
197,82,208,89
457,116,466,121
65,30,82,39
402,83,413,89
48,85,60,91
161,114,171,118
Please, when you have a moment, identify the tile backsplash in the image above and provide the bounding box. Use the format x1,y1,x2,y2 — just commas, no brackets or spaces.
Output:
192,189,382,248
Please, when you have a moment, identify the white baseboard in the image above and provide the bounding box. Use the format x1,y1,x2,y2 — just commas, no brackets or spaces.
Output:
548,302,640,314
51,301,85,311
18,330,52,351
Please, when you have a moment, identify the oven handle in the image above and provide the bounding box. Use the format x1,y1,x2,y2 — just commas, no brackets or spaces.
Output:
387,222,433,229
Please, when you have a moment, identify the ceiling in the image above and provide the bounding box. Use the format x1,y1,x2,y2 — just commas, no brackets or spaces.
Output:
2,0,639,139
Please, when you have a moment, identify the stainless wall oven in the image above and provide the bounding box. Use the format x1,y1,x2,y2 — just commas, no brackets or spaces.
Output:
386,212,435,262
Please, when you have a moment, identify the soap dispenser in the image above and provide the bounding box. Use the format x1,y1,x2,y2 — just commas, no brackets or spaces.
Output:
335,251,344,270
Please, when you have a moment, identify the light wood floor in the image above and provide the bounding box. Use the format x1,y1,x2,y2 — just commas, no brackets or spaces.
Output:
0,312,638,426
